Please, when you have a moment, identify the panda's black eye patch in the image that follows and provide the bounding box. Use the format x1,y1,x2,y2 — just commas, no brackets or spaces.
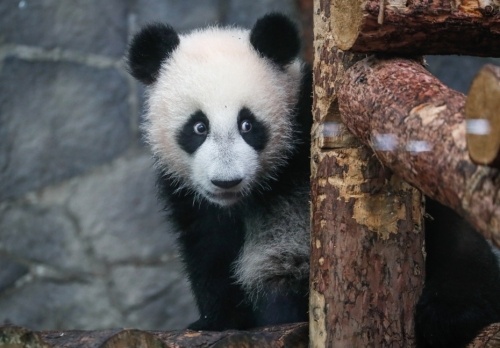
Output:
177,111,209,154
238,108,268,152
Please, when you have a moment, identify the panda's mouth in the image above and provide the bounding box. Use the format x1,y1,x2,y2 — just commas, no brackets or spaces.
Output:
205,190,243,206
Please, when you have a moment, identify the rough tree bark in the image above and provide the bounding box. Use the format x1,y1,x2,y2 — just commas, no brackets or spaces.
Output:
337,56,500,248
468,323,500,348
0,323,308,348
2,323,499,347
328,0,500,56
309,2,425,347
466,64,500,167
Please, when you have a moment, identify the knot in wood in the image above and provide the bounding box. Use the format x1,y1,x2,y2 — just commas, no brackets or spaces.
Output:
481,5,499,16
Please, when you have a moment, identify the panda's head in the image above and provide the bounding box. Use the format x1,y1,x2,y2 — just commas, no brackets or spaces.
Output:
128,13,303,207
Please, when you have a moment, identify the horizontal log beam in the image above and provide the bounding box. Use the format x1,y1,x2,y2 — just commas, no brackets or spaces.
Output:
0,323,308,348
337,56,500,247
329,0,500,56
1,322,499,347
468,323,500,347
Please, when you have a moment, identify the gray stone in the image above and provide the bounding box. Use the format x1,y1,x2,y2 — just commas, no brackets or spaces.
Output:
110,263,197,329
109,263,180,309
0,204,91,273
0,0,128,58
426,56,499,94
133,0,221,32
67,153,176,263
0,57,131,200
224,0,299,28
0,279,121,330
126,279,198,330
0,255,29,293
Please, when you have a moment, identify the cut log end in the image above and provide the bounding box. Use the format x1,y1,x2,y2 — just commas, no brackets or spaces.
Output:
330,0,364,50
466,64,500,168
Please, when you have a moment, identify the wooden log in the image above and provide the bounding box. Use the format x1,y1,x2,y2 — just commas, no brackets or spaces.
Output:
467,323,500,348
466,64,500,167
329,0,500,56
310,3,425,347
1,321,498,347
337,55,500,247
0,323,308,348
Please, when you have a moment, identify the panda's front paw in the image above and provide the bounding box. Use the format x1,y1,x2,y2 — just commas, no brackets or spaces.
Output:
187,317,236,331
187,317,219,331
187,314,255,331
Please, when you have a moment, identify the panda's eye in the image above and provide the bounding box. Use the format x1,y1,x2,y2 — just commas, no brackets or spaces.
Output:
193,122,207,135
240,120,252,133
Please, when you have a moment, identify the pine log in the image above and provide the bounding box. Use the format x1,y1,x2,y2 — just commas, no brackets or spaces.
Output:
466,64,500,168
328,0,500,56
310,3,425,347
467,323,500,348
0,323,308,348
337,55,500,248
1,322,498,347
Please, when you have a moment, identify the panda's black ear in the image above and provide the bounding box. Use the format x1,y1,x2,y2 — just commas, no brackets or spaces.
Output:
127,23,180,85
250,13,300,67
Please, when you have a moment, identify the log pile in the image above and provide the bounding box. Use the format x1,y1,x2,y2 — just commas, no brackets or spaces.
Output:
337,56,500,248
311,0,500,346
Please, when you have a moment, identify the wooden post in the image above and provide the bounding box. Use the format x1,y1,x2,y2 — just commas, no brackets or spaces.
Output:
309,1,425,346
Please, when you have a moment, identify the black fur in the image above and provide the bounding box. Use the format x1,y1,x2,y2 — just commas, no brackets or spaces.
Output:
128,23,180,85
158,179,255,330
238,108,269,152
176,111,209,155
250,13,301,67
253,288,309,327
415,199,500,347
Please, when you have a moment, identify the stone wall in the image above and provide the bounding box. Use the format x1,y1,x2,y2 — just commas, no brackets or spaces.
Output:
0,0,299,331
1,0,498,332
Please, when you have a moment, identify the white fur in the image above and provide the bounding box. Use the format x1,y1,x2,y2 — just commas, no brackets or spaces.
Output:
192,132,260,205
143,26,303,206
234,185,310,298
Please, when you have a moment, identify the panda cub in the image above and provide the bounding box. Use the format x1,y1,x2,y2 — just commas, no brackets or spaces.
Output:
128,12,500,347
128,13,312,330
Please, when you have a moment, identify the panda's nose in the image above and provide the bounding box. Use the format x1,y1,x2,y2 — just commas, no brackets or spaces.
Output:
211,179,242,189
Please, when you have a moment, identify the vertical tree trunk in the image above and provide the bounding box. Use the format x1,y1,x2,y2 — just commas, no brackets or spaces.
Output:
309,1,425,347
